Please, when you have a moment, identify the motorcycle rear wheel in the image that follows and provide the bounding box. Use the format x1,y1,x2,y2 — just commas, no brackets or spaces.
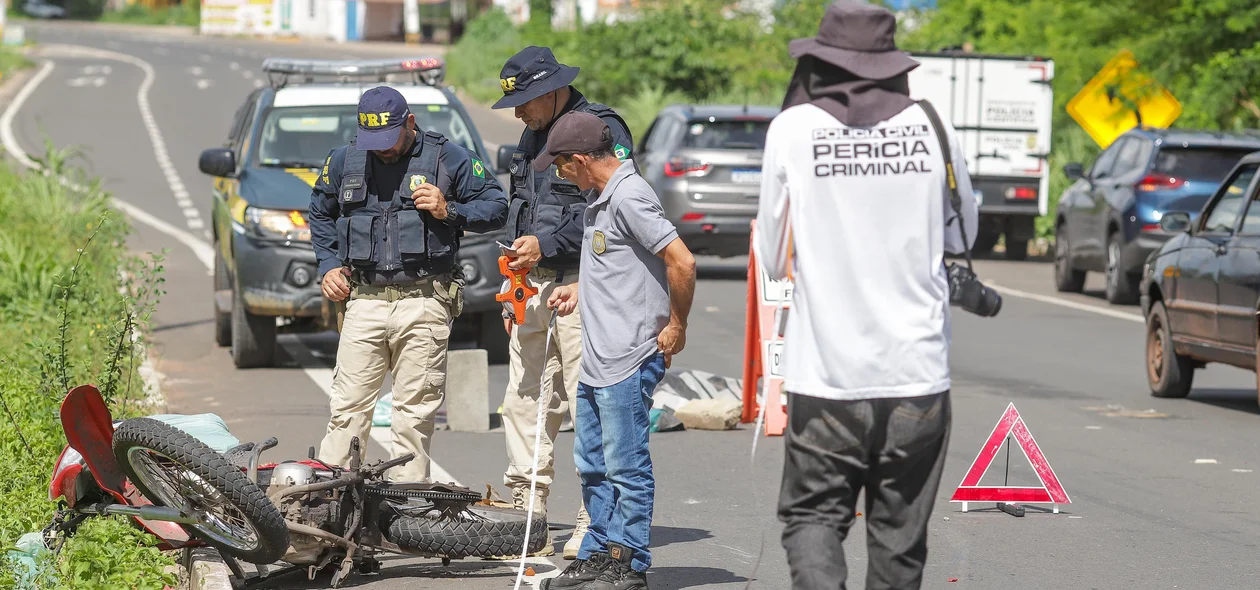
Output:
385,504,548,558
112,417,290,565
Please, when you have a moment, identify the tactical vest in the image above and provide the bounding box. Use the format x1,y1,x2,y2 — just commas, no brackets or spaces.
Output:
506,102,632,270
334,131,454,276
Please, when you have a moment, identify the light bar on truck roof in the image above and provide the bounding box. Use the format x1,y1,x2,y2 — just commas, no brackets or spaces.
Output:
260,57,446,89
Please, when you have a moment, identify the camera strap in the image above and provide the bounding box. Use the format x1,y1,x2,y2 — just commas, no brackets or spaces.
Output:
917,99,975,273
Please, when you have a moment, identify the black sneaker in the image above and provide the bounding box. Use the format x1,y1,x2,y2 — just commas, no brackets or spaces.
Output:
585,542,648,590
540,552,610,589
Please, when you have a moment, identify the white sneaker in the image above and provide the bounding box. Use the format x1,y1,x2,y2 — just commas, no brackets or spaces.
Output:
563,504,590,559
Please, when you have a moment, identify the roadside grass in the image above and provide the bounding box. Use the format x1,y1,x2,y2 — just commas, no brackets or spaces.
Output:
0,45,34,80
99,0,200,27
0,144,173,589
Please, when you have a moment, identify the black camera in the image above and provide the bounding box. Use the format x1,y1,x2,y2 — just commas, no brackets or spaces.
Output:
947,262,1002,317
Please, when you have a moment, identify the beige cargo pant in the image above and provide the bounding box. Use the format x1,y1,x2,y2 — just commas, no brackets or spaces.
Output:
502,268,583,497
318,278,459,483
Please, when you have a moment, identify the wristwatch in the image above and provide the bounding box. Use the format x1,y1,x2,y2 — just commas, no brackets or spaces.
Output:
444,202,459,224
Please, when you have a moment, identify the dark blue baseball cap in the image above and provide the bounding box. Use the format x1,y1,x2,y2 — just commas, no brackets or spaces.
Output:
491,46,580,110
356,86,411,151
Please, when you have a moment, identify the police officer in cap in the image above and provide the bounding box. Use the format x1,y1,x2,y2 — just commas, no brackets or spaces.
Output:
490,46,634,560
309,86,507,483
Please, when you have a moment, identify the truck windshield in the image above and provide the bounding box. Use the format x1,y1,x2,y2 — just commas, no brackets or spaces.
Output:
255,104,479,168
1153,147,1260,182
682,118,771,150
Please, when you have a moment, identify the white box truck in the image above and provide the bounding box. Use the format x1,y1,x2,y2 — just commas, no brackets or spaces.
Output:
907,51,1055,260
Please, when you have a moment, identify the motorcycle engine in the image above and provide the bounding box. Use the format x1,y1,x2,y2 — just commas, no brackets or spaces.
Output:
265,463,351,566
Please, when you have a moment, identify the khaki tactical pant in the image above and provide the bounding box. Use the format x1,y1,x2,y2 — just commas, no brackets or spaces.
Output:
502,268,583,494
318,278,459,483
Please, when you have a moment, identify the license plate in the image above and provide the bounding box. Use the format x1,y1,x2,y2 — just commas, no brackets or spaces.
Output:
731,169,762,184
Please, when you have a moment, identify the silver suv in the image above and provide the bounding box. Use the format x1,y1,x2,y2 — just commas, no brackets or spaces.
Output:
637,104,779,258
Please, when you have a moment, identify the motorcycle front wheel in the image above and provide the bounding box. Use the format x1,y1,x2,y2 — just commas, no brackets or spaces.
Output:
112,417,290,565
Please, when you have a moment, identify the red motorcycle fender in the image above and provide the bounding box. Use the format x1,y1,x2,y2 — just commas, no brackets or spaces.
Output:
60,385,128,500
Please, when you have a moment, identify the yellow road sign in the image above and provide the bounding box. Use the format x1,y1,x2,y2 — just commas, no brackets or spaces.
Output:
1066,49,1182,148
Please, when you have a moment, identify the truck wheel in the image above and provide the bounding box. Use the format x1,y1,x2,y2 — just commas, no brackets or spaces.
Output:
1105,232,1139,304
1054,226,1086,293
1146,301,1193,398
231,287,276,368
478,312,510,365
1004,237,1029,260
213,248,231,347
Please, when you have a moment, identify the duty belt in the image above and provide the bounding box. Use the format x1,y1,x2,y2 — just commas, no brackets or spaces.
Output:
528,267,574,282
351,273,455,302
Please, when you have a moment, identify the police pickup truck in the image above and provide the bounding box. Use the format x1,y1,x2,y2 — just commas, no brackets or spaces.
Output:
199,57,511,368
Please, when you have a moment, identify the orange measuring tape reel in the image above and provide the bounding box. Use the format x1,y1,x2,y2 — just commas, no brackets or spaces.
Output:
495,255,537,325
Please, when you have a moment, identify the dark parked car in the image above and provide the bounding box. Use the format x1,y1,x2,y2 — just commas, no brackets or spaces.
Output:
635,104,780,258
1054,127,1260,304
1139,151,1260,400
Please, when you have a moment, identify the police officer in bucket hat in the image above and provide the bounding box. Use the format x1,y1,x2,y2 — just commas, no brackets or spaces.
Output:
489,45,636,560
308,86,508,483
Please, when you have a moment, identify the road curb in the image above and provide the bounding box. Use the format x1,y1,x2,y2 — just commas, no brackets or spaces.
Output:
184,547,236,590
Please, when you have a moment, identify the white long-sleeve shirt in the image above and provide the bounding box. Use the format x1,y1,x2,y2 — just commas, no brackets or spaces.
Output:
754,102,978,401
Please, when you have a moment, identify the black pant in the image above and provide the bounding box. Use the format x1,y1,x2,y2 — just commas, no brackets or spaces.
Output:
776,390,951,590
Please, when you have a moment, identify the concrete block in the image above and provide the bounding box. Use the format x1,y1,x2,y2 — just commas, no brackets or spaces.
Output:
673,398,743,431
184,547,233,590
446,349,490,432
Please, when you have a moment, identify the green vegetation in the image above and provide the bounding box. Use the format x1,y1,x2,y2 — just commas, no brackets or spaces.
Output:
447,0,1260,239
0,46,33,81
98,0,200,27
0,144,173,589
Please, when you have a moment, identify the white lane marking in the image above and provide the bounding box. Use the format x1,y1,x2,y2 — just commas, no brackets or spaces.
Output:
0,57,216,272
252,79,263,89
195,79,213,90
81,65,111,75
187,66,204,76
229,61,240,71
988,283,1144,324
242,70,253,79
66,76,106,88
1195,459,1218,464
277,339,459,486
31,44,209,235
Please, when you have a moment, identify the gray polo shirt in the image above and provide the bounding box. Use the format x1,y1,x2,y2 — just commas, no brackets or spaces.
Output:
579,159,679,387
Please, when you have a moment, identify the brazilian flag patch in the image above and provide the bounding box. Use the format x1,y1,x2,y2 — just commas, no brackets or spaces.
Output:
472,158,486,178
614,144,629,160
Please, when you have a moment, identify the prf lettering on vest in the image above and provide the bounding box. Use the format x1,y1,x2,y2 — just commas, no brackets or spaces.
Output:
811,124,933,178
358,112,391,127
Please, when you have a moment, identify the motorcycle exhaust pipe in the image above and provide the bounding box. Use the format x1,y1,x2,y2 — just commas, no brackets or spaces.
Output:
81,503,202,525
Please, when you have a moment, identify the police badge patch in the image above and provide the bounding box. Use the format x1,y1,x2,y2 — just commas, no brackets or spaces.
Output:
409,175,427,191
592,230,607,255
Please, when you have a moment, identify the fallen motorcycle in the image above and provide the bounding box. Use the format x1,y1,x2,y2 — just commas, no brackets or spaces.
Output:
44,384,547,587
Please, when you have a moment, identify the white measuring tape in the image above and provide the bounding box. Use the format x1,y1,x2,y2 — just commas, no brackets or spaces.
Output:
512,305,560,590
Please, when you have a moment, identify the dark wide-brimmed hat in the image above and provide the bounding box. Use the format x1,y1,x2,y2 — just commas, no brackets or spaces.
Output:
491,46,580,109
788,0,919,80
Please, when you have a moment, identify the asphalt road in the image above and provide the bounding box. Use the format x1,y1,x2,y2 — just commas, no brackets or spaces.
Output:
12,21,1260,590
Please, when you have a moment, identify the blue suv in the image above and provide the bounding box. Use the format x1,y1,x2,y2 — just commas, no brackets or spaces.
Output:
1054,127,1260,303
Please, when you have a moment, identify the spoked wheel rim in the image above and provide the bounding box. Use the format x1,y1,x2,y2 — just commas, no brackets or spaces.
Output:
126,447,262,551
1147,315,1165,385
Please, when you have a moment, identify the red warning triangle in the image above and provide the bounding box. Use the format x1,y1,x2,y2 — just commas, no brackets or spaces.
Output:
950,403,1070,505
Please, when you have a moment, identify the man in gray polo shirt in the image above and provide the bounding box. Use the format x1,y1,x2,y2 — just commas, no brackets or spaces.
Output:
535,111,696,590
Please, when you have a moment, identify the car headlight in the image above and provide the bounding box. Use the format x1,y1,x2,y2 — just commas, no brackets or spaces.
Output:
245,207,310,242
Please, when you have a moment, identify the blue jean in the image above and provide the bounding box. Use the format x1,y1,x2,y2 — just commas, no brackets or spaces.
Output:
574,352,665,573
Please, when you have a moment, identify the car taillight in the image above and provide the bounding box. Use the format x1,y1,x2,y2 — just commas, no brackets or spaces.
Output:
664,158,711,177
1140,223,1162,232
1005,187,1037,200
681,212,705,222
1136,173,1186,192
